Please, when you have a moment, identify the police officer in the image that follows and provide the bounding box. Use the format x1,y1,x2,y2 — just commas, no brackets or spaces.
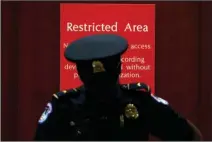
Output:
34,34,202,141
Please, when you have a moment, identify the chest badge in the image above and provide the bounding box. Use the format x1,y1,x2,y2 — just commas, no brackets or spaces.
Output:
92,60,105,73
125,103,139,119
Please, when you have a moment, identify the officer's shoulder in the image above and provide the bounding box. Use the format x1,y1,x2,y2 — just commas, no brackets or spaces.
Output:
120,82,151,93
120,82,169,105
52,85,83,100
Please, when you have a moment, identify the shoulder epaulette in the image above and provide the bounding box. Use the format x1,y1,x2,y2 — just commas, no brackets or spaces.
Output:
121,82,151,93
52,86,81,99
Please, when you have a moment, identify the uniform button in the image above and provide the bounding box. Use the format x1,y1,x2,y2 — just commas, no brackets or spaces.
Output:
76,130,81,135
70,121,75,126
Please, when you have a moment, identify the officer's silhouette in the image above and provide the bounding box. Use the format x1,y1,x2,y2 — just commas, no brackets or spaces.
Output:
34,34,202,141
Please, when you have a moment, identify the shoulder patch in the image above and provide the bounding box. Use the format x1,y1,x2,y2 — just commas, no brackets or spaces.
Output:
151,95,169,105
38,102,52,124
52,87,81,99
121,82,151,93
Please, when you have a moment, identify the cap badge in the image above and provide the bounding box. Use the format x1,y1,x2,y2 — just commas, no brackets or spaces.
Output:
125,103,139,119
92,61,105,73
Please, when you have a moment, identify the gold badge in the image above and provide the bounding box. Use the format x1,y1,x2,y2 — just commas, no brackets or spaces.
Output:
125,103,139,119
92,61,105,73
120,115,124,127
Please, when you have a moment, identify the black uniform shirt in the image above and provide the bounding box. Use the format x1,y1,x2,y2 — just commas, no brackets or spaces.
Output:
34,83,193,141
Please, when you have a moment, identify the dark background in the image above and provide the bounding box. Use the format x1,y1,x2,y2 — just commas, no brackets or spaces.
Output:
2,1,212,140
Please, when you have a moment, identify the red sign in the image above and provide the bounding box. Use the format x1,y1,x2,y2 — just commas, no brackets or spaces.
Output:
60,4,155,93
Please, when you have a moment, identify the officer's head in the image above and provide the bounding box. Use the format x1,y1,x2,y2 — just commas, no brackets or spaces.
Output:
64,34,128,93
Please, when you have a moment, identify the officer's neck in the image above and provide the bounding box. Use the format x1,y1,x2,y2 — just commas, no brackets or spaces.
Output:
85,83,121,104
